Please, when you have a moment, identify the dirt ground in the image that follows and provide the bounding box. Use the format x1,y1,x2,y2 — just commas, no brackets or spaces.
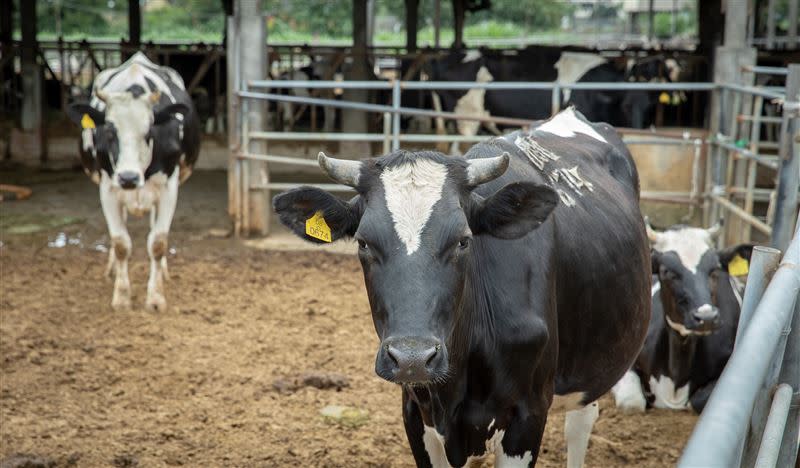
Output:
0,169,698,467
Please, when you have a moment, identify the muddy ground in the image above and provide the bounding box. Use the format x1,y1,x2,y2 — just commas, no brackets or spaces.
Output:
0,169,697,467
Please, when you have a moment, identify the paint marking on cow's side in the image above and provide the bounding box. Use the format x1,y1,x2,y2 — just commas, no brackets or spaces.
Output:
537,107,607,143
649,375,690,410
612,370,647,413
422,425,451,468
461,50,482,64
514,134,560,170
650,227,714,274
381,159,448,255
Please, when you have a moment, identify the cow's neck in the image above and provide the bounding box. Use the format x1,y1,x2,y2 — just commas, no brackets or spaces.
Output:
665,322,697,386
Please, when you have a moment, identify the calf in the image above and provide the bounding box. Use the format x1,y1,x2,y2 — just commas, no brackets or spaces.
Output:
66,52,200,311
613,223,752,413
274,108,650,467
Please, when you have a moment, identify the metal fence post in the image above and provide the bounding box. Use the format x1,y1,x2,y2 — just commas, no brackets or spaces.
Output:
754,383,794,468
770,64,800,251
392,79,401,151
776,292,800,468
736,246,783,343
551,82,561,116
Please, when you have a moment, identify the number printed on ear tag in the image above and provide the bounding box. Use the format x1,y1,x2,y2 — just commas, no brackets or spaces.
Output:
306,211,332,243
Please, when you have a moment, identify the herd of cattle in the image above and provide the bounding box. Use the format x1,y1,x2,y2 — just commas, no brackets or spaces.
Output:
65,53,751,467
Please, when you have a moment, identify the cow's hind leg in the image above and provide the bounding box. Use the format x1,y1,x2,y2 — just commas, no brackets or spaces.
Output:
146,171,179,312
612,370,647,413
565,400,599,468
100,176,131,310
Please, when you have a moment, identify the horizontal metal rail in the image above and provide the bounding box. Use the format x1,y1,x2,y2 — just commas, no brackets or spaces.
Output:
710,194,773,235
249,79,716,92
251,182,354,192
679,226,800,467
740,64,788,75
712,139,780,170
719,83,786,100
237,153,321,167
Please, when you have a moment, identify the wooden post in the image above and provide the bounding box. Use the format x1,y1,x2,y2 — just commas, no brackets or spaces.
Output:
19,0,43,163
453,0,465,49
724,0,749,47
128,0,141,56
788,0,799,50
238,0,269,235
766,0,776,49
405,0,419,53
341,0,371,157
647,0,655,43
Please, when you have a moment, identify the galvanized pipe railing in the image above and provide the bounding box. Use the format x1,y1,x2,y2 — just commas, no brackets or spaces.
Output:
679,223,800,468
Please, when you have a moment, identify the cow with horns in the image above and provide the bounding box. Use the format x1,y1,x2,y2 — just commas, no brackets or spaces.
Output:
66,52,200,311
613,222,752,413
274,108,651,467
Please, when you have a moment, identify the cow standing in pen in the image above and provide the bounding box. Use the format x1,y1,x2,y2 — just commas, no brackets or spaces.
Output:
613,223,752,413
274,108,650,467
66,52,200,311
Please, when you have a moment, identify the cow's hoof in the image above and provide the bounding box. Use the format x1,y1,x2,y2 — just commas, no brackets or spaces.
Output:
615,397,646,414
112,295,132,311
146,293,167,312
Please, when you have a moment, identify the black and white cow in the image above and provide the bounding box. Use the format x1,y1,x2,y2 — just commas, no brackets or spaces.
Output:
612,223,751,413
426,48,679,145
66,52,200,311
273,107,650,467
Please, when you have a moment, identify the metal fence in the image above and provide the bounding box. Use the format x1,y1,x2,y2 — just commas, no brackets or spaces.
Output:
680,223,800,468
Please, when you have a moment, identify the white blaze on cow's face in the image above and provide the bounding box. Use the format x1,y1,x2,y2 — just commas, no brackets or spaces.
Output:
100,91,158,189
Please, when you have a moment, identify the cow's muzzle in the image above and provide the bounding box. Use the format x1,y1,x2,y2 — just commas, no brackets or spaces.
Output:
375,336,447,384
117,171,141,190
690,304,720,332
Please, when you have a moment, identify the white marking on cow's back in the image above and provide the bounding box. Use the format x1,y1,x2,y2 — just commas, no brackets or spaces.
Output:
92,52,180,110
381,159,448,255
612,370,647,413
453,66,494,137
422,426,451,468
555,52,608,101
461,50,482,63
651,227,714,273
537,107,607,143
648,375,690,410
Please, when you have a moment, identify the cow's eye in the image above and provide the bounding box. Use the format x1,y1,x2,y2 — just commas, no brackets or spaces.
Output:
458,237,471,250
357,239,368,250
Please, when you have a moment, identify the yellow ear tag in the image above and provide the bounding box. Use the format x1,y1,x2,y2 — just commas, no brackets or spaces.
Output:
81,113,95,129
728,254,749,277
659,92,671,104
305,211,332,243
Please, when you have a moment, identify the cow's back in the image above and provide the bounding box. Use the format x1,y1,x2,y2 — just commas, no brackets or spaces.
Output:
464,109,650,404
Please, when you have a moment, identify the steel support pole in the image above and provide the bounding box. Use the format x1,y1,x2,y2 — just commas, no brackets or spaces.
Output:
735,246,783,344
392,79,401,151
776,296,800,468
770,64,800,252
754,384,794,468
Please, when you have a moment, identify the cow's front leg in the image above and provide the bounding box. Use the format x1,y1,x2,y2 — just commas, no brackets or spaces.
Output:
100,176,131,310
402,388,438,468
146,170,179,312
565,400,599,468
496,395,549,468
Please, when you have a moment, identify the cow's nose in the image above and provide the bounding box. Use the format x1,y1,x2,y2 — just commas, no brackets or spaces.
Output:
693,304,719,322
117,171,140,189
378,337,444,384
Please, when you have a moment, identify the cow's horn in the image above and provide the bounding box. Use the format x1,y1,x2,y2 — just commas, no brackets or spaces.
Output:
465,152,510,186
707,219,723,239
644,217,660,243
318,152,361,187
95,89,109,102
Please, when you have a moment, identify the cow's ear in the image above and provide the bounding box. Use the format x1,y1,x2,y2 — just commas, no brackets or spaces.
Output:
469,182,558,239
67,103,105,127
153,103,190,125
718,243,755,269
272,187,362,243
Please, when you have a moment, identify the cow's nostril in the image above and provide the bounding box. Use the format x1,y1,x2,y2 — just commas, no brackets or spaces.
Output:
423,346,439,367
117,171,140,189
386,345,401,367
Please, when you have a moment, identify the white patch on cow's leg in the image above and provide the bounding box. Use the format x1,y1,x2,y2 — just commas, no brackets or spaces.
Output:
422,426,452,468
565,400,599,468
612,371,647,413
100,175,132,310
648,375,690,410
145,170,178,312
381,160,448,255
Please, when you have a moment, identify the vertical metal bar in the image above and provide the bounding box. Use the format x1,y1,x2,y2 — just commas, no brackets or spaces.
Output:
383,111,391,154
789,0,799,50
776,296,800,468
770,64,800,251
736,246,783,344
723,90,743,244
767,0,777,50
743,95,764,242
392,78,401,151
754,383,794,468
